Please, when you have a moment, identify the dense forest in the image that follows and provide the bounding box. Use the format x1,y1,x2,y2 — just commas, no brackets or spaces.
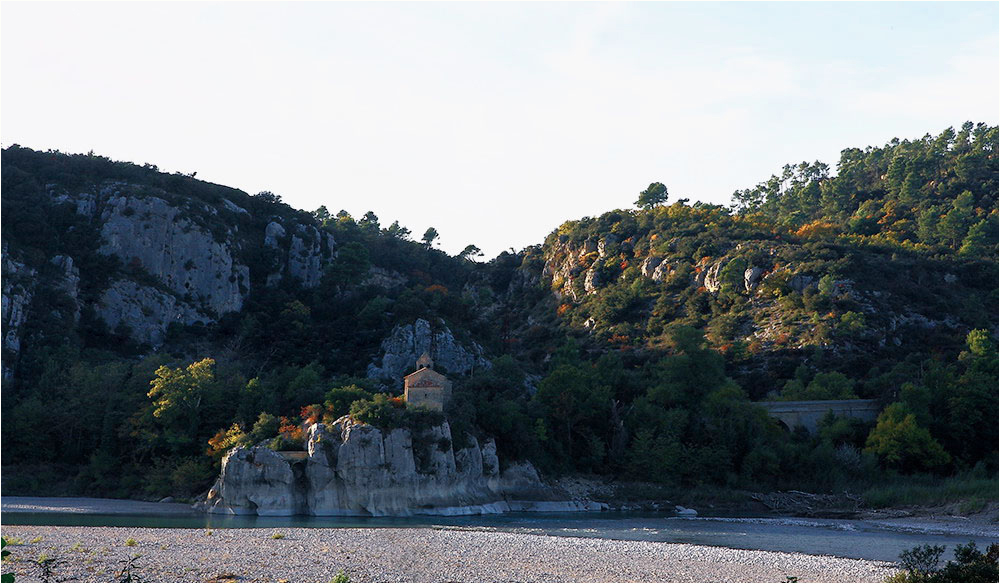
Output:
1,123,996,502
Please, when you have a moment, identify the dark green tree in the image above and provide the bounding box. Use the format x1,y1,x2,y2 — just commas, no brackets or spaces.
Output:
360,211,380,233
323,242,370,285
636,182,669,209
385,220,412,240
459,244,483,260
864,403,950,473
422,227,439,248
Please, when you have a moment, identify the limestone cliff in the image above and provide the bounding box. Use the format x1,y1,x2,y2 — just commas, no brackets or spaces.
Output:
96,280,209,346
2,243,83,380
4,179,339,353
96,190,249,315
2,242,36,381
201,416,600,516
262,221,337,288
366,318,490,383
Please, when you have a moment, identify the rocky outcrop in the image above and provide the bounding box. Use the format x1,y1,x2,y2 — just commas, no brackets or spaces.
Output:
221,198,250,216
98,193,249,315
597,235,618,258
363,266,407,289
205,446,304,516
287,226,324,287
263,222,336,288
50,255,81,323
541,239,597,301
45,184,252,342
201,416,587,517
2,242,37,381
703,260,727,293
52,188,98,218
366,318,490,382
96,280,210,346
3,245,85,379
38,181,344,346
584,268,602,294
264,221,286,248
640,256,663,279
744,266,764,291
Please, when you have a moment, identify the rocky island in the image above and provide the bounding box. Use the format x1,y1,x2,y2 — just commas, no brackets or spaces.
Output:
202,414,602,516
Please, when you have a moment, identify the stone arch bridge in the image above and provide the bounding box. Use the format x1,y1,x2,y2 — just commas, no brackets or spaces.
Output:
757,399,881,434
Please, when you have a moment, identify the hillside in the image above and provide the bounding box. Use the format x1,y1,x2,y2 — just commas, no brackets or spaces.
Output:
1,125,996,501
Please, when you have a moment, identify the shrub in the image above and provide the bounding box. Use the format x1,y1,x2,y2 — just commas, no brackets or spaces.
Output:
891,542,999,582
837,311,866,335
865,403,951,473
300,404,324,425
899,544,945,578
2,537,14,584
795,220,837,240
324,386,374,421
350,394,405,429
248,413,280,444
207,423,249,458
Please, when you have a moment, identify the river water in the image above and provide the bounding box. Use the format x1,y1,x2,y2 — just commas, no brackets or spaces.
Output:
4,510,996,563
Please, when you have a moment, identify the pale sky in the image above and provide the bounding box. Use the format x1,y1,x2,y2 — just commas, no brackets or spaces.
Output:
2,2,997,258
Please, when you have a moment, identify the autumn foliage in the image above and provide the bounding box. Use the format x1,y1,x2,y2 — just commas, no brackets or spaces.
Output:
794,220,837,240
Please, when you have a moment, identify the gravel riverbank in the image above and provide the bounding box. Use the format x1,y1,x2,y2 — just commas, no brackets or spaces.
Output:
0,525,894,583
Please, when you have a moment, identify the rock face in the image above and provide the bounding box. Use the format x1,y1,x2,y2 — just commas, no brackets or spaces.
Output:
205,446,304,516
264,222,336,288
98,193,249,315
264,221,286,248
744,266,764,291
2,242,37,381
367,318,490,382
640,256,663,279
286,226,331,288
5,180,344,350
363,266,407,289
703,260,728,293
96,280,209,346
584,268,602,294
50,255,81,323
201,416,584,517
43,183,254,345
2,243,89,379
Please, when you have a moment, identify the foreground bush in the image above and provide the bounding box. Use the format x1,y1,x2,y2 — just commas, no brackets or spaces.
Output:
889,541,998,582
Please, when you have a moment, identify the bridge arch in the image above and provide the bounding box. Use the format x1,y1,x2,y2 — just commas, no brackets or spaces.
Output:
757,399,881,434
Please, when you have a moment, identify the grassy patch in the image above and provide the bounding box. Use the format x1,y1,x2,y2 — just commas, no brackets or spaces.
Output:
861,474,998,509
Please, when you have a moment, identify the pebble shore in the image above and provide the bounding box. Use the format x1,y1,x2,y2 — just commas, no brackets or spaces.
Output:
1,525,894,583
